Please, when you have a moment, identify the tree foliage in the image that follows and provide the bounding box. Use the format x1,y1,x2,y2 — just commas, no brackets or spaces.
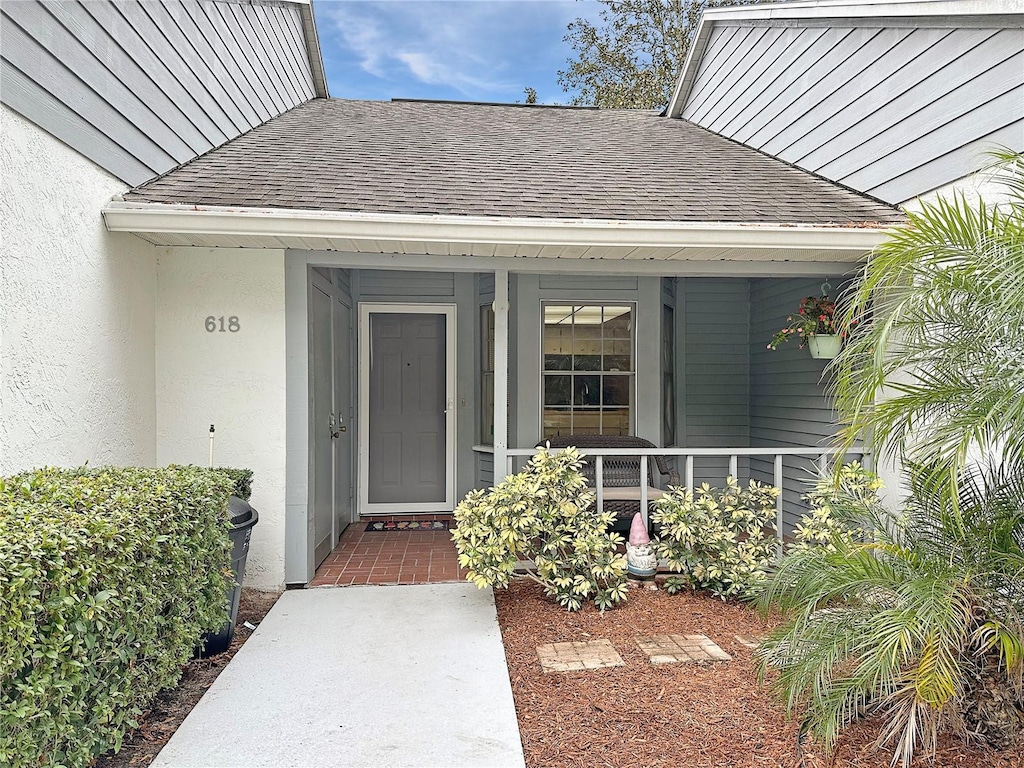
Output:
558,0,748,109
756,460,1024,765
757,154,1024,763
833,152,1024,483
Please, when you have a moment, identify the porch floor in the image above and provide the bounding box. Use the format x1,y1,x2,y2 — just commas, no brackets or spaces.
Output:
309,517,467,587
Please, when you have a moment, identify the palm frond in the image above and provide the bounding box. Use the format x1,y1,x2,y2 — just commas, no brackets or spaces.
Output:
831,157,1024,478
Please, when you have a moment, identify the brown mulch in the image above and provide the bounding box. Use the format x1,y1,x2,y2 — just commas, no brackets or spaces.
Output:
495,578,1023,768
93,588,282,768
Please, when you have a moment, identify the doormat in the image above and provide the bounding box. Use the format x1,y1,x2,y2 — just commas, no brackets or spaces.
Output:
364,520,452,532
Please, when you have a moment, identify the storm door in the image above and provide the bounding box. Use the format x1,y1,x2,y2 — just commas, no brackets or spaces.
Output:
358,304,456,513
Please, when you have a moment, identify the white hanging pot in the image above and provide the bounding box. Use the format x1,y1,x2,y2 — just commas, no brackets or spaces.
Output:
807,334,841,359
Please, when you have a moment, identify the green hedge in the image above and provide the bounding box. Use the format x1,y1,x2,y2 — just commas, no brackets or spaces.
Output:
212,466,253,501
0,466,234,768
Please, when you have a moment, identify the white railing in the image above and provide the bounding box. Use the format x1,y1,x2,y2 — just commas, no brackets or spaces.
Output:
504,446,869,540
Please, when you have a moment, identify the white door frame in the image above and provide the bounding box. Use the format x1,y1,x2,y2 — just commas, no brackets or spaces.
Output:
358,302,457,515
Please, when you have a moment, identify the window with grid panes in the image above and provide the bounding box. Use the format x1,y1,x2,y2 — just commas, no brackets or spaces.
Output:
542,304,634,439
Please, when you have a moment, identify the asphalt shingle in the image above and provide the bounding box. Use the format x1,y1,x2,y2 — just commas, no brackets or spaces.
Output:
126,99,904,225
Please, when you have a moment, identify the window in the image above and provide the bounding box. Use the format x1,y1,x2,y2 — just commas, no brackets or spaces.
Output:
542,304,633,438
480,305,495,444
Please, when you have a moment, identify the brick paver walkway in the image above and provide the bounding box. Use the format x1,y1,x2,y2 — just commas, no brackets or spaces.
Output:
309,518,467,587
636,634,733,664
536,640,625,673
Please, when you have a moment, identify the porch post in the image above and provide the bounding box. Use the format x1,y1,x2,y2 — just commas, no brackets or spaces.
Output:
493,270,511,482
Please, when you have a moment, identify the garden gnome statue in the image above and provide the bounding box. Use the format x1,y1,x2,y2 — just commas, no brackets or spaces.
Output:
626,513,657,579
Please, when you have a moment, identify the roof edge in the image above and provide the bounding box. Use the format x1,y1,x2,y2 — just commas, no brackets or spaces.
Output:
667,0,1023,116
101,200,895,251
294,1,329,98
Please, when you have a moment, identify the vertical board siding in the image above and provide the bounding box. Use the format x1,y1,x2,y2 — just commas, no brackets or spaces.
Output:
681,22,1024,203
0,0,318,186
748,278,842,533
680,278,750,486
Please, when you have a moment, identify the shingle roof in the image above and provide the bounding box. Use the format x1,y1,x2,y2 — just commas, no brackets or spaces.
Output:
126,98,904,225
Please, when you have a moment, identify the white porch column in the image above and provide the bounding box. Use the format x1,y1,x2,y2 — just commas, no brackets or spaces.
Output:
493,270,511,482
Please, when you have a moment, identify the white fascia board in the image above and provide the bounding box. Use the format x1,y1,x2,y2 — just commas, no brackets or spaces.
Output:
101,201,891,253
286,0,329,98
701,0,1022,22
666,0,1022,116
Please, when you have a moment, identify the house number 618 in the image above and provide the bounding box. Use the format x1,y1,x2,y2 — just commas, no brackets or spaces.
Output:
205,316,240,333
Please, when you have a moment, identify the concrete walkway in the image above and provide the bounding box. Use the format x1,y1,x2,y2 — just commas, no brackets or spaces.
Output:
152,584,526,768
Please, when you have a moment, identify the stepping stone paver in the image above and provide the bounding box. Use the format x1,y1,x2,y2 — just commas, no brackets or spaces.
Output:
636,634,732,665
734,634,761,649
537,639,624,673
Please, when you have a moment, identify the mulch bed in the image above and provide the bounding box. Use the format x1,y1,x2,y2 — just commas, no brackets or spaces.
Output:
94,588,282,768
494,578,1023,768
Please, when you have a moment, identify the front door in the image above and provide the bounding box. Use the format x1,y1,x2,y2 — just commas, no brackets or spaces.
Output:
359,304,455,513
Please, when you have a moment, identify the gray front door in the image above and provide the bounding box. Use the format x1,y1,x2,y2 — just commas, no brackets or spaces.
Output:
367,312,447,505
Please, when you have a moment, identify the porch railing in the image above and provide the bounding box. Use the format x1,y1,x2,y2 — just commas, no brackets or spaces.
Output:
504,446,869,542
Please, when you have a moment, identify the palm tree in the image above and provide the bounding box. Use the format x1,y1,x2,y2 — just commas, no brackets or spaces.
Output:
756,460,1024,765
756,153,1024,765
833,151,1024,483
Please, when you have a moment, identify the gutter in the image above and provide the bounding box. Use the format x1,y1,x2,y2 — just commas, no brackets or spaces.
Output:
101,201,893,252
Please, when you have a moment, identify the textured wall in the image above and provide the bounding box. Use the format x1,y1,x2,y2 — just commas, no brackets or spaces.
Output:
155,248,287,589
0,105,156,473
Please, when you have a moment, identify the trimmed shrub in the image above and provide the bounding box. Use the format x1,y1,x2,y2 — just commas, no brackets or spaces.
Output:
791,461,882,552
452,447,628,611
213,466,253,501
0,466,234,768
652,477,779,599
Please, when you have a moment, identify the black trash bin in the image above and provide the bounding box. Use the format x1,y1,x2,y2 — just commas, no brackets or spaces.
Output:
198,496,259,657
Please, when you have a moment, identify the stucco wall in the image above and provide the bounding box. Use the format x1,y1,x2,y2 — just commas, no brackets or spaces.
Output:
155,247,287,589
0,104,156,472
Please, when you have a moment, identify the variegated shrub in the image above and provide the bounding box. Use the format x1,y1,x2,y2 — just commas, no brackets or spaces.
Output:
451,447,628,611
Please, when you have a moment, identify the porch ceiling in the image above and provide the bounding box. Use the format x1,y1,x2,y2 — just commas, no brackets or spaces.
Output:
102,201,891,264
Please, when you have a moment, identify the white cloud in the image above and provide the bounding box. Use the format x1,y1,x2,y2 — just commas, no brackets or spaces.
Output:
318,1,598,99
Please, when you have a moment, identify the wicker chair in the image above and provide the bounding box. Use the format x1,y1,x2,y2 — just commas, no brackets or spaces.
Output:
538,435,680,529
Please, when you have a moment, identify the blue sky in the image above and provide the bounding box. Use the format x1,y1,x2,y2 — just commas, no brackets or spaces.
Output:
313,1,603,104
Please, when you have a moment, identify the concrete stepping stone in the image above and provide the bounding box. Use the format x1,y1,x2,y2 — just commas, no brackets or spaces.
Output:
734,634,762,649
636,634,732,665
537,639,625,673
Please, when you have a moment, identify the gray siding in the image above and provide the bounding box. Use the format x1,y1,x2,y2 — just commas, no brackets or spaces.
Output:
1,0,321,186
748,278,841,532
680,23,1024,203
358,270,456,299
678,278,750,485
476,451,494,488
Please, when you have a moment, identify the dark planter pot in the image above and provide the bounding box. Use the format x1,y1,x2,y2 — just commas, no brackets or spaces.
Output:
197,496,259,658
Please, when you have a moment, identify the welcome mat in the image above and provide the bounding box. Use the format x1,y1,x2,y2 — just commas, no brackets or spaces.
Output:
363,520,452,532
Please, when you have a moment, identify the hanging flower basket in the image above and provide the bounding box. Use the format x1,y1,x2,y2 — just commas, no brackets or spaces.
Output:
768,287,852,359
807,334,842,359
